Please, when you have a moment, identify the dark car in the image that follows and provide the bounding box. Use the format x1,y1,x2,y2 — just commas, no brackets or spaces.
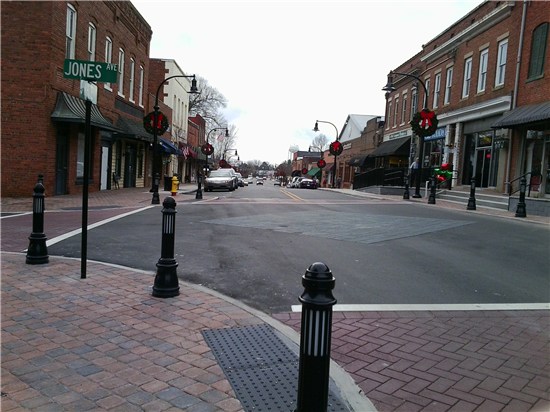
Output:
299,178,317,189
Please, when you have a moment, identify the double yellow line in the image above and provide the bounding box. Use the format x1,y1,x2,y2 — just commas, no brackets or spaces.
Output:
281,189,305,201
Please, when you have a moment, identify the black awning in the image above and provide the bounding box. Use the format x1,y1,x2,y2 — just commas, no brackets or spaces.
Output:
492,101,550,129
297,150,322,159
369,137,410,157
51,92,120,132
348,154,369,167
115,116,153,143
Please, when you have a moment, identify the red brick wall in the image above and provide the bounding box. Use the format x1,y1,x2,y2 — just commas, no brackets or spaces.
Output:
1,1,152,197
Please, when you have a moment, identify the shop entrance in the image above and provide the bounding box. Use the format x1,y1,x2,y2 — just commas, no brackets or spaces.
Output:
475,147,492,187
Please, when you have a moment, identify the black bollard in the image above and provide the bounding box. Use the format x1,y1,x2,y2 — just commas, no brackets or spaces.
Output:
515,177,527,218
296,262,336,412
152,197,180,298
195,172,203,199
467,178,477,210
26,175,49,264
403,174,410,200
428,177,436,204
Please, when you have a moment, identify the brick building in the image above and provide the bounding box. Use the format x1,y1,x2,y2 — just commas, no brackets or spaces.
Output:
382,0,549,202
1,1,155,197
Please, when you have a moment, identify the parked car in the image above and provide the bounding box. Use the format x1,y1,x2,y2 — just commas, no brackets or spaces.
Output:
256,179,264,185
236,172,245,187
204,168,238,191
289,177,303,188
274,180,281,186
299,178,317,189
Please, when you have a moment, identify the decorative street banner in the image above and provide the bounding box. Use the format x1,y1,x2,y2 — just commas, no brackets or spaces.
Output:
63,59,118,83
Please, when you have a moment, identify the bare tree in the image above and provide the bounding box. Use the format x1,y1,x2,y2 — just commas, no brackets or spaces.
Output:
310,134,329,152
189,76,228,131
212,124,239,165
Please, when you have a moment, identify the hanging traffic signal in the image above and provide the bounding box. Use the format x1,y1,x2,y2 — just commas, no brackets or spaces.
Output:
317,159,326,168
329,141,343,156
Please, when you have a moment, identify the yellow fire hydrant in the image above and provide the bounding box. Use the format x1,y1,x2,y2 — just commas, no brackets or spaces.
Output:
171,175,179,196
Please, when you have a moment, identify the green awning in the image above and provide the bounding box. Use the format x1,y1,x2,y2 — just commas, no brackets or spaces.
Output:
307,167,321,176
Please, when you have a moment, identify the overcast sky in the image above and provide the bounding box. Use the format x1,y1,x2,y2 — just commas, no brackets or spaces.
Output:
133,0,483,165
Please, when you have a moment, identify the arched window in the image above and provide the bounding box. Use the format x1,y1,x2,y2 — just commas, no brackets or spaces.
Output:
528,22,548,80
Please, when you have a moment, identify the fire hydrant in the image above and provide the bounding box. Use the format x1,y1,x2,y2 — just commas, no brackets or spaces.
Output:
171,175,179,196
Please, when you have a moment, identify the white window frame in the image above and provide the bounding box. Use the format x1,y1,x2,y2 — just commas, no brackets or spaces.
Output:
444,67,453,105
104,37,113,91
138,65,144,107
410,87,418,119
424,78,430,109
66,4,77,59
462,57,472,98
129,58,135,102
393,99,399,127
495,38,508,87
117,48,125,97
386,101,392,130
401,94,407,125
87,23,96,61
477,49,488,93
433,73,441,109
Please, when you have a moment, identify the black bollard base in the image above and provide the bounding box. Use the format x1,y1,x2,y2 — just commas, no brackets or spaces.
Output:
195,189,203,199
152,258,179,298
515,204,527,218
26,234,49,264
467,198,476,210
403,184,410,200
428,179,436,205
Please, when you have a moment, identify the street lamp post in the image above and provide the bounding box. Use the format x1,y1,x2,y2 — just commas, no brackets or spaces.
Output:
197,127,228,199
313,120,340,188
383,71,429,198
150,74,198,204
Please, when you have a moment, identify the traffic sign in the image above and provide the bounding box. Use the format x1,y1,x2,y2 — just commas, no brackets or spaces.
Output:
63,59,118,83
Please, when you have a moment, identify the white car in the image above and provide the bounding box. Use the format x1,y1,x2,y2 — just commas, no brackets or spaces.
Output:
204,168,238,191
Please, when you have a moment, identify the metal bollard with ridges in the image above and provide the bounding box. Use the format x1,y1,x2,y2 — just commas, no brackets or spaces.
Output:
296,262,336,412
467,178,477,210
26,175,49,264
428,177,436,204
152,197,180,297
403,174,410,200
515,176,527,218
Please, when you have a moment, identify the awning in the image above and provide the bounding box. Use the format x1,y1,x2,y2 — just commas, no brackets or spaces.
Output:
369,137,410,157
307,167,321,176
159,137,179,155
115,116,153,143
492,101,550,129
348,154,369,167
51,91,120,132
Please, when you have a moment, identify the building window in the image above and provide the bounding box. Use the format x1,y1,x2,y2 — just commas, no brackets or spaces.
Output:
433,73,441,109
424,78,430,108
495,38,508,87
117,48,125,97
477,48,488,93
87,23,96,61
528,23,548,80
129,58,135,102
394,99,399,127
411,87,418,120
462,57,472,98
444,67,453,105
401,94,407,125
386,102,392,130
66,4,77,59
138,65,144,107
104,37,113,91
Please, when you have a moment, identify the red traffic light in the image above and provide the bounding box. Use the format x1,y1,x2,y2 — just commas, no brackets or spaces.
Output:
317,159,326,168
329,140,343,156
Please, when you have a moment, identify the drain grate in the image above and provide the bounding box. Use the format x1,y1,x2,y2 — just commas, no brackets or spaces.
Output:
202,324,348,411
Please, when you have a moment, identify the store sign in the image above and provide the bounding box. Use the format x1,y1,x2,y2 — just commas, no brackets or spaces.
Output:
424,127,446,141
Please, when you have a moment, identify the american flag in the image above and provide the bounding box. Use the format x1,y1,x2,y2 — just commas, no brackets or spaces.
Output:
182,146,190,158
217,133,224,141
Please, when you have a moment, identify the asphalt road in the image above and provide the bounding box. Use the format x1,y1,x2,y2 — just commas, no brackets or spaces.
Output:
46,183,550,313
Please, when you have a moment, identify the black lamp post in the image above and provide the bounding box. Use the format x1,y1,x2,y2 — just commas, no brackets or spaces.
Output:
383,70,429,198
197,127,228,198
313,120,340,188
150,74,199,204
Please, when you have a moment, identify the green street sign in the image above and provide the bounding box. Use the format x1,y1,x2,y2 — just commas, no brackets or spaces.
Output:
63,59,118,83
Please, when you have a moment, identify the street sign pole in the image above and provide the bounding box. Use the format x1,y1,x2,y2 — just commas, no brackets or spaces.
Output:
63,59,117,279
81,99,92,279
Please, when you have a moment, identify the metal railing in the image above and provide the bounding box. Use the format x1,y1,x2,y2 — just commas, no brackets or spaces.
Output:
353,167,408,190
507,171,541,197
